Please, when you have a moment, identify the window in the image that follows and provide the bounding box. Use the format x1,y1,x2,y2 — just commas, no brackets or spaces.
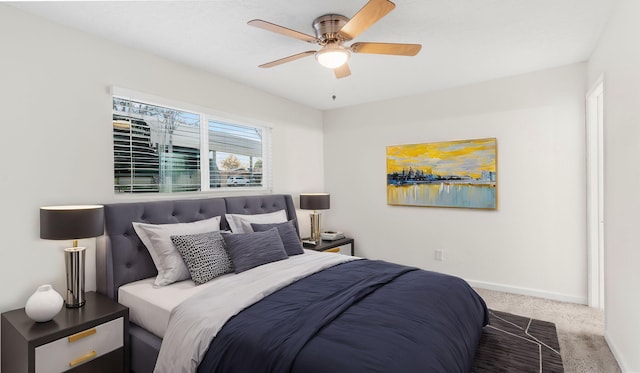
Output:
112,90,270,194
208,121,264,189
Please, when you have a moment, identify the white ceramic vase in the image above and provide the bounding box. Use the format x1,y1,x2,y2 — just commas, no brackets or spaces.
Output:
25,284,63,322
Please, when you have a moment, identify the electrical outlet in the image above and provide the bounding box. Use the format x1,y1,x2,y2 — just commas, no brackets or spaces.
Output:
434,250,444,261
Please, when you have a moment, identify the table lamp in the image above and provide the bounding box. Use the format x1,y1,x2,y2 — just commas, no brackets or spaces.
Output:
40,205,104,308
299,193,330,244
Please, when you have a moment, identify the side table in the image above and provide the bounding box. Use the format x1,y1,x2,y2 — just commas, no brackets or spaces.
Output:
303,237,355,256
1,291,129,373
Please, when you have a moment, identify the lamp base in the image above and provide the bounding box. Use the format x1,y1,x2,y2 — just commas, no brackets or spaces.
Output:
309,211,321,243
64,247,86,308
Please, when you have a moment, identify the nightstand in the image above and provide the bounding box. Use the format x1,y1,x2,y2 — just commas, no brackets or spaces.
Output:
303,237,355,256
1,291,129,373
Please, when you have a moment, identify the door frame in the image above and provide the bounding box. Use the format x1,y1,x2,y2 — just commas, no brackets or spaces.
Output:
586,76,604,309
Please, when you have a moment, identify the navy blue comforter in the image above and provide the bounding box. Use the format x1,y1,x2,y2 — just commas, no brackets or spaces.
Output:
198,259,488,373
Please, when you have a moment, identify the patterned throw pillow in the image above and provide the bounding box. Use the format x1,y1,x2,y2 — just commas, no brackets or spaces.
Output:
170,231,233,285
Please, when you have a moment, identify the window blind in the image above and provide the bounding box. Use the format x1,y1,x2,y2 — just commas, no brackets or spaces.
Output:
112,92,271,194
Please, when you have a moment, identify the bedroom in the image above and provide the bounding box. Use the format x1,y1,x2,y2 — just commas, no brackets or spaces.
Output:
0,0,638,372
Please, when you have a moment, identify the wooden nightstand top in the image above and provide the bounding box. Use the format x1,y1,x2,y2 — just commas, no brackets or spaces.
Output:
303,237,355,255
1,291,127,347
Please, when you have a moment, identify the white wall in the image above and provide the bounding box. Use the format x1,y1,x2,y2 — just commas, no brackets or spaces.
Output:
324,63,588,303
0,5,324,316
588,0,640,371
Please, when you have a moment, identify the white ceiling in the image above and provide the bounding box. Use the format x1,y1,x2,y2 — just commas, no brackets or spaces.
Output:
9,0,616,110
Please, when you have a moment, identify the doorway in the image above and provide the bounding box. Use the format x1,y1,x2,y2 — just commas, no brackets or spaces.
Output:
586,77,604,309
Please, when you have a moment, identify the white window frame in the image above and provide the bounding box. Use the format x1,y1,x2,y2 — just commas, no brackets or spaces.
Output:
111,86,272,195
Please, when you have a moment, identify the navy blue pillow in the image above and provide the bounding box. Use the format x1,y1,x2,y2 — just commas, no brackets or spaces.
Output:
251,220,304,256
222,228,288,273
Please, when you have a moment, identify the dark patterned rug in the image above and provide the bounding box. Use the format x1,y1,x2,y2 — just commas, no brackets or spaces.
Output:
472,309,564,373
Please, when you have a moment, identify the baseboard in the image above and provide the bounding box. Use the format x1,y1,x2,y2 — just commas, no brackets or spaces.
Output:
605,331,633,373
466,279,588,305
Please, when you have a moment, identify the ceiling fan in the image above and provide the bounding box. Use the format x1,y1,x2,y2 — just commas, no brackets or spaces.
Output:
248,0,422,79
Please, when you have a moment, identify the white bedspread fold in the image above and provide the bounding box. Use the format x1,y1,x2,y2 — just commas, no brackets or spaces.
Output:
154,250,357,373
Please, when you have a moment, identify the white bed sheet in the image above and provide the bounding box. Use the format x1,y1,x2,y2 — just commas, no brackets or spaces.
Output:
118,272,235,338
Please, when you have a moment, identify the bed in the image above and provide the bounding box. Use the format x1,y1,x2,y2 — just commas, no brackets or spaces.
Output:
96,194,488,373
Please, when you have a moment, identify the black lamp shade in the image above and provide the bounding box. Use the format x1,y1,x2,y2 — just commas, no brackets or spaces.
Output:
300,193,330,210
40,205,105,240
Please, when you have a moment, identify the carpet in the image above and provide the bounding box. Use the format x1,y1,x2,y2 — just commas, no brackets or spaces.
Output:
472,309,564,373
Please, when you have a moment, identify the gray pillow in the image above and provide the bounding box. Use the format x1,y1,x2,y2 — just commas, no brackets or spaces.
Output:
225,209,288,233
132,216,221,286
222,228,288,273
250,220,304,256
170,231,233,285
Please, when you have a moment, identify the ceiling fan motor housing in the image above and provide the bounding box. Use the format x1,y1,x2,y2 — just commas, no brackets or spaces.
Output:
313,14,350,43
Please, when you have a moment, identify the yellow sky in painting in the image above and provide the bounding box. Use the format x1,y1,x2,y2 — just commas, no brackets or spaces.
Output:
386,138,496,178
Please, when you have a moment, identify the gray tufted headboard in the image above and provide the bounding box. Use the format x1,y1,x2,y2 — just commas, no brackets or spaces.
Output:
96,194,298,301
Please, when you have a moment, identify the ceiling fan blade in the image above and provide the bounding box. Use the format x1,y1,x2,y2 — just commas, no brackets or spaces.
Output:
248,19,318,43
351,42,422,56
334,63,351,79
339,0,396,40
258,51,316,68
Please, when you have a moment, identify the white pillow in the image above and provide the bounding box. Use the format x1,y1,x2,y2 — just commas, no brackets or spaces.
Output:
132,216,221,286
225,210,288,233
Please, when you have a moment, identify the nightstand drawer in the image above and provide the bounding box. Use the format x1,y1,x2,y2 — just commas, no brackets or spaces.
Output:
35,317,124,373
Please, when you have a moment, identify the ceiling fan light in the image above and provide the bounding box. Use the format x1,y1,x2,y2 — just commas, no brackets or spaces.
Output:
315,45,350,69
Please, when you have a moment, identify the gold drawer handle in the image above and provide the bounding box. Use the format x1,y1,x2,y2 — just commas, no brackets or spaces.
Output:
69,350,97,367
68,328,96,343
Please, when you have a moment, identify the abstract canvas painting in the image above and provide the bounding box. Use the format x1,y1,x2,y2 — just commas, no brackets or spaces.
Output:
386,138,497,209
